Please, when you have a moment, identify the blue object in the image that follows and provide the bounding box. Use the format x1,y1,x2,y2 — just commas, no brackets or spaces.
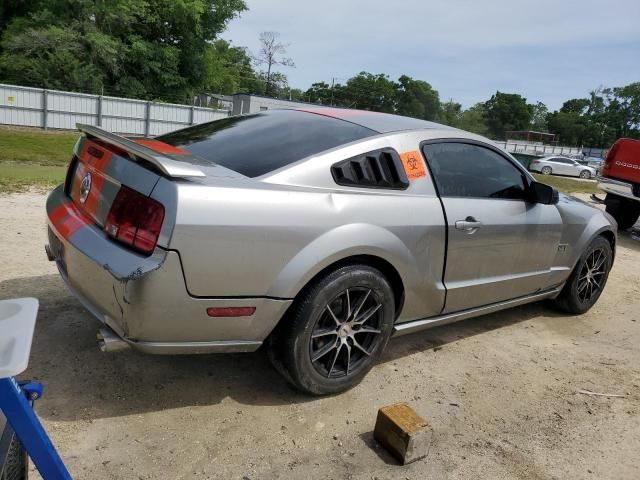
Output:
0,377,71,480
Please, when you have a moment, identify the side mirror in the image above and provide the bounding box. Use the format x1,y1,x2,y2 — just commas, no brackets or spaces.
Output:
529,181,559,205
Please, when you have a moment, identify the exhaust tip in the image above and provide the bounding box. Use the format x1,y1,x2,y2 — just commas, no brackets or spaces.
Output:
44,244,55,261
97,327,130,353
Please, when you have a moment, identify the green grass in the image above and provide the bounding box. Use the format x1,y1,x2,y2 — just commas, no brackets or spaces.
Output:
0,128,78,165
532,173,599,194
0,128,76,192
0,162,66,192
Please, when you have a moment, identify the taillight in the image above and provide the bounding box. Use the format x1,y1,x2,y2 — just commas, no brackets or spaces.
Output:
104,186,165,255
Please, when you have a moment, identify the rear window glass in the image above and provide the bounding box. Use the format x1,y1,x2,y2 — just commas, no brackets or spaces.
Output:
157,109,377,177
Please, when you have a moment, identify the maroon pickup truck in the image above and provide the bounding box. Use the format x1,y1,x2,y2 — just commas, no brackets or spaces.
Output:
598,138,640,230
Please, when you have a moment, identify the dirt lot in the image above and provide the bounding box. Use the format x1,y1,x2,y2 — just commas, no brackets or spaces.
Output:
1,191,639,480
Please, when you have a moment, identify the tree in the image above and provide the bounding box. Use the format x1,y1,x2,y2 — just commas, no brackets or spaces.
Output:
288,88,306,101
394,75,439,121
611,82,640,139
530,102,548,131
334,72,396,112
0,0,248,102
546,111,585,146
545,84,640,148
202,40,262,95
438,100,462,126
483,91,533,139
560,98,590,115
257,71,290,98
457,103,489,136
253,31,294,96
304,81,332,104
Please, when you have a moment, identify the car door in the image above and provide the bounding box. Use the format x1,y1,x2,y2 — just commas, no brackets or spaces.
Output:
543,157,557,173
422,141,564,313
567,159,580,176
570,159,584,176
558,158,575,175
546,157,562,174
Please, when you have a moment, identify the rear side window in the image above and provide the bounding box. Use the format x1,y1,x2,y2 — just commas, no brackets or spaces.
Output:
422,142,527,200
157,109,377,177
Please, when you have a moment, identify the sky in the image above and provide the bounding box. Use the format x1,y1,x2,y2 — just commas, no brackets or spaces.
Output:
224,0,640,111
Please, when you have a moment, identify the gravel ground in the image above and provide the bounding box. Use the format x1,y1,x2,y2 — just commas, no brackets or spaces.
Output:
1,191,639,480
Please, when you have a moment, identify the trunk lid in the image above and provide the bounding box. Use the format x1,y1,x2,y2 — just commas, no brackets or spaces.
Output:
66,137,160,228
65,124,208,248
67,124,207,225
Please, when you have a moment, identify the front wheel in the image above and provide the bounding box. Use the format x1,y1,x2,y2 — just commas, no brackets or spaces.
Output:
579,170,591,179
552,236,612,314
273,265,395,395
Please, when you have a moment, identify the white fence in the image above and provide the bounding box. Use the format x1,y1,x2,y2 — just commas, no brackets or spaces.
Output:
0,83,229,136
495,140,606,159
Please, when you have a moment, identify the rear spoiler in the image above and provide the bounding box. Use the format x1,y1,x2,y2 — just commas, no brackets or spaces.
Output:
76,124,205,178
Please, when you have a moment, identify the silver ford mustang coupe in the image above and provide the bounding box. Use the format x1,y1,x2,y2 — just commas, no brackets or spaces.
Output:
45,108,616,394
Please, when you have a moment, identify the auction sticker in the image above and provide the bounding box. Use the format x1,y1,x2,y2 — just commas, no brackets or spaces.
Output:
400,150,427,181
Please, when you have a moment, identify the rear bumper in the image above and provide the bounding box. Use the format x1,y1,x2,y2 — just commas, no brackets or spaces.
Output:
597,176,639,202
46,185,292,354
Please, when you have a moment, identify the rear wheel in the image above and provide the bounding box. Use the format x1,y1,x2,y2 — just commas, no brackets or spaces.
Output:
553,236,612,314
579,170,591,179
272,265,395,395
541,166,552,175
605,194,640,230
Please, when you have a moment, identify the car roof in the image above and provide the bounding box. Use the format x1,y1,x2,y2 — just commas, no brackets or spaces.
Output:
291,107,453,134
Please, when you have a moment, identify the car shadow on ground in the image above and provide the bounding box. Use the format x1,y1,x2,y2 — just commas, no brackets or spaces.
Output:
618,227,640,252
1,273,569,421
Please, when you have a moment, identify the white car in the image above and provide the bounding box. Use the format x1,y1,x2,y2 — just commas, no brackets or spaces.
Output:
529,156,596,179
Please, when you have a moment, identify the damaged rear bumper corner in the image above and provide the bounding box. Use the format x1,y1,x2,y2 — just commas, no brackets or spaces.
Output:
49,239,292,353
46,185,292,353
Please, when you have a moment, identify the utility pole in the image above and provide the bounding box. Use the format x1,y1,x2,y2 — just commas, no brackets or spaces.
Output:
330,77,335,106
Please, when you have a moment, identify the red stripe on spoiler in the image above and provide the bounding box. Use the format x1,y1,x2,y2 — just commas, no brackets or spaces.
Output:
134,139,191,155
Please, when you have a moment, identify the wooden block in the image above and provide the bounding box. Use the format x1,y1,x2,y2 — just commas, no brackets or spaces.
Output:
373,402,432,465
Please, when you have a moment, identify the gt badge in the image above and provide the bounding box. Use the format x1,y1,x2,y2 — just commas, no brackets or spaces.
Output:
79,172,92,204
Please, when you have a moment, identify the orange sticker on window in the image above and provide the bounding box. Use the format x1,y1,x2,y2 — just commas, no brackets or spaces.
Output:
400,151,427,181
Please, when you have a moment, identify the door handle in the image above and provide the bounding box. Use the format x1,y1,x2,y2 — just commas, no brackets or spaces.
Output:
455,217,482,233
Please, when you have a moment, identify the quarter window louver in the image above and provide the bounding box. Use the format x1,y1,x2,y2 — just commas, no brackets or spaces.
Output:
331,148,409,190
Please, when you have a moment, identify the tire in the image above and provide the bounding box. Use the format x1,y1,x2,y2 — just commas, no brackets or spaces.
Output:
579,170,591,179
271,265,395,395
553,236,612,314
0,423,28,480
605,194,640,230
541,166,552,175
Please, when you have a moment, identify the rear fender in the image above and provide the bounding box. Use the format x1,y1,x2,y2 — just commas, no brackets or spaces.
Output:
266,223,419,303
